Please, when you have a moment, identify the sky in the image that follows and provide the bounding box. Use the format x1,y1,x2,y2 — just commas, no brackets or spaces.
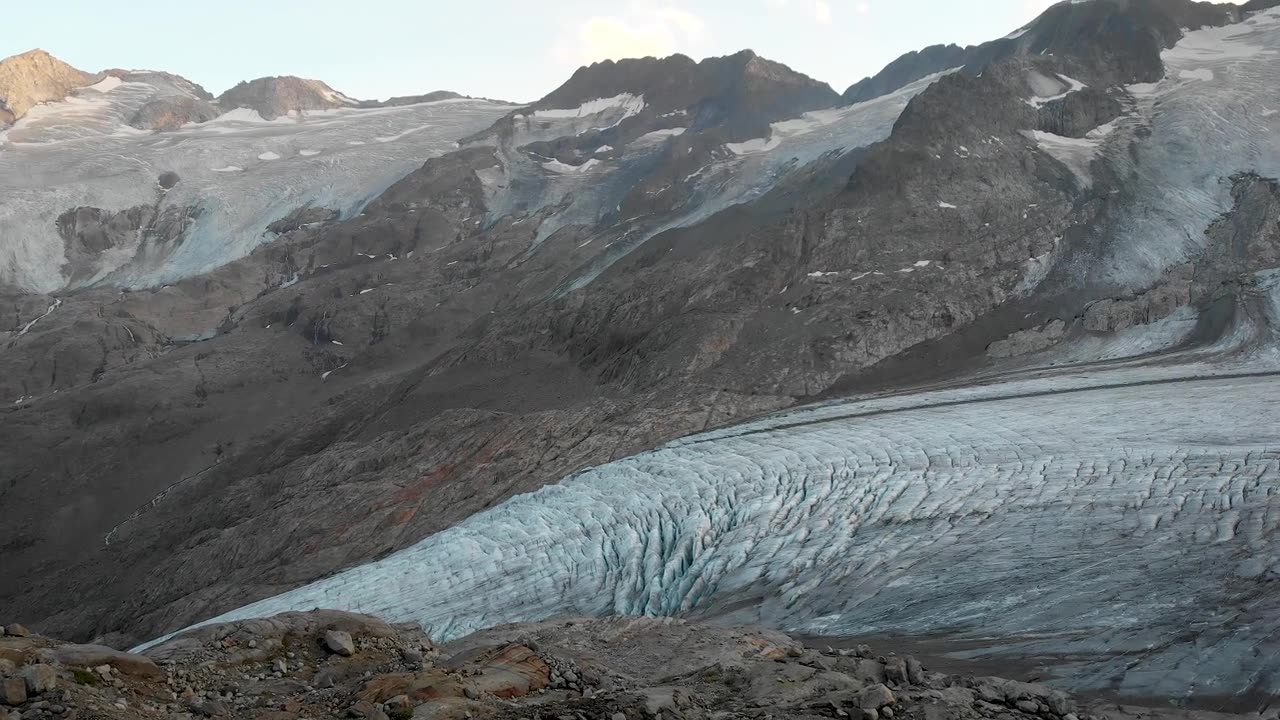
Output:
0,0,1244,103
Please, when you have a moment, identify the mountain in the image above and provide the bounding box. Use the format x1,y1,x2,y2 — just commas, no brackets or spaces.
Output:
843,0,1273,103
0,48,93,125
215,75,361,119
3,0,1280,711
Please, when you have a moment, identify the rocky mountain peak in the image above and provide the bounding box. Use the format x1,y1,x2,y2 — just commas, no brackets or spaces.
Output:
845,0,1280,104
527,49,838,142
215,75,359,120
0,48,94,126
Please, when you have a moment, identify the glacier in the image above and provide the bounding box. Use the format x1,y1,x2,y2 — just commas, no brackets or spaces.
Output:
1088,8,1280,289
138,327,1280,701
0,87,511,293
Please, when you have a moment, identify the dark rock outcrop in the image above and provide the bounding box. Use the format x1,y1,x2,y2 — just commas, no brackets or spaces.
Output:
216,76,358,120
843,0,1278,102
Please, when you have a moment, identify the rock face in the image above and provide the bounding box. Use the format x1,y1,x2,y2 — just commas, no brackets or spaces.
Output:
374,90,464,107
0,48,93,126
842,0,1279,102
215,75,359,119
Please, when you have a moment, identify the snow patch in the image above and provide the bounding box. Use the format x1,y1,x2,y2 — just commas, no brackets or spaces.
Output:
1026,121,1115,189
542,158,600,174
528,94,645,125
1025,72,1087,108
726,136,782,156
938,201,957,209
1179,68,1215,81
298,149,321,156
257,151,281,161
210,166,243,173
86,76,123,93
637,127,686,142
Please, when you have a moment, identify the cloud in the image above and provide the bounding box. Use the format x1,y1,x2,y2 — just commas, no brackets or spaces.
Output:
557,5,706,66
814,0,832,24
656,7,705,37
855,2,870,14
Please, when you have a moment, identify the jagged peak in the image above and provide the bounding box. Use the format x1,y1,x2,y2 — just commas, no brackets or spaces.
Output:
0,47,94,124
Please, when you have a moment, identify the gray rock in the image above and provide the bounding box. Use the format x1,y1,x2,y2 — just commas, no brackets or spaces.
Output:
883,657,908,686
1046,692,1076,716
313,669,337,689
402,648,423,665
20,665,56,694
5,625,29,638
860,684,896,710
192,699,229,717
323,629,355,657
1017,700,1041,714
848,658,886,685
272,658,287,674
906,657,925,686
1,678,26,706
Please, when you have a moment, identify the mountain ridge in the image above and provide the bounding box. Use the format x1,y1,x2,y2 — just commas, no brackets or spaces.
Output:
0,48,476,130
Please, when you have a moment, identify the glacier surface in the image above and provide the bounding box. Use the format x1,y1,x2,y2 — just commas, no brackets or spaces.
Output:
0,88,511,292
142,343,1280,700
1092,8,1280,288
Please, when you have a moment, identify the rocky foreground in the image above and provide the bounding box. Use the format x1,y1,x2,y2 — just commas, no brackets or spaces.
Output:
0,612,1269,720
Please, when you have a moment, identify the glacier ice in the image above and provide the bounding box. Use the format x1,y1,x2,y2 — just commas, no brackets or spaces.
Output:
1091,8,1280,288
0,91,511,293
142,345,1280,699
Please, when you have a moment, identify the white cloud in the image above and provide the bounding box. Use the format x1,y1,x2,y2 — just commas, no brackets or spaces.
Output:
814,0,832,25
656,7,705,37
556,5,707,67
855,2,870,14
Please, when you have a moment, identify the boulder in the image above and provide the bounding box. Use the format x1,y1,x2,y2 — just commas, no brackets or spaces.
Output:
846,658,886,685
883,656,908,685
1,678,25,706
1046,690,1076,716
466,644,550,699
3,626,29,639
906,657,925,685
324,630,355,657
53,644,163,677
860,683,896,710
20,664,56,694
385,694,412,713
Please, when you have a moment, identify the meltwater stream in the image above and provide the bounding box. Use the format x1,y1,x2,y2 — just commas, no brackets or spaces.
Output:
146,361,1280,701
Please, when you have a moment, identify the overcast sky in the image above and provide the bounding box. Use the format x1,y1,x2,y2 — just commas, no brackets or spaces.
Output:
1,0,1248,103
